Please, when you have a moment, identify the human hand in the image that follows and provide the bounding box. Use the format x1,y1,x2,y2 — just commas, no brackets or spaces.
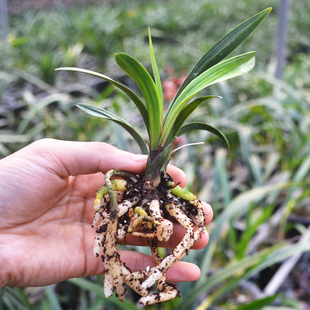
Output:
0,139,212,288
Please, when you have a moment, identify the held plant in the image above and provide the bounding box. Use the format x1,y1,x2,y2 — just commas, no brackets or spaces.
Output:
57,8,271,306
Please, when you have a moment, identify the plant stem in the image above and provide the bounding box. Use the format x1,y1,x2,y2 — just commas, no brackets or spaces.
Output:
143,147,170,187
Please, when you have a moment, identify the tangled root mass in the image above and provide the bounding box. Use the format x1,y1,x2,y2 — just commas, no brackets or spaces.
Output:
92,170,206,305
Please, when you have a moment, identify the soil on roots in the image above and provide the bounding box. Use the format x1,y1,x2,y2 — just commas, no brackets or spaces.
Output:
93,172,206,305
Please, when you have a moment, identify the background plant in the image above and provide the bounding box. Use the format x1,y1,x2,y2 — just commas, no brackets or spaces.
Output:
1,0,310,309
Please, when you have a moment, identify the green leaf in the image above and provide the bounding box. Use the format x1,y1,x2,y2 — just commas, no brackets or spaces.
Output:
1,288,35,310
177,122,230,149
77,103,149,155
44,286,62,310
172,7,272,102
197,182,289,286
55,67,149,130
173,52,255,111
233,295,279,310
169,95,220,144
236,204,274,259
68,278,140,310
161,52,255,145
179,242,310,310
148,28,163,105
180,247,272,310
115,53,162,150
196,262,275,310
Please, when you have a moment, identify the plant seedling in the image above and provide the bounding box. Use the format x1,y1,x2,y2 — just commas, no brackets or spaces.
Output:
57,7,271,305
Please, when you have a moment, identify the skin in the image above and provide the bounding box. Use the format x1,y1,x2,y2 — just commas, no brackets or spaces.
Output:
0,138,213,288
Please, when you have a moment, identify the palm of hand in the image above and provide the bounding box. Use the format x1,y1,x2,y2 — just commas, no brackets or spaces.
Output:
1,155,102,286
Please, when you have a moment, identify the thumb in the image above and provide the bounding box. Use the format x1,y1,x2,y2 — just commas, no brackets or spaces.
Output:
26,139,147,178
23,139,187,187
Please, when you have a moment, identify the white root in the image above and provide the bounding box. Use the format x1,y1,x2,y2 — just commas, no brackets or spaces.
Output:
141,269,163,289
139,239,178,305
103,271,113,298
190,199,207,228
102,209,120,298
139,288,178,306
94,196,140,228
122,267,148,296
93,170,208,305
142,194,206,289
149,199,173,242
92,211,102,228
93,197,141,255
102,221,149,298
117,226,127,240
118,196,141,217
93,232,105,257
149,239,163,264
92,198,108,227
103,253,126,300
130,270,147,280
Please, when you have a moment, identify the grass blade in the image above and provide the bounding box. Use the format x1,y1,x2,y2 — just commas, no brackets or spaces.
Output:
77,103,149,154
17,93,71,134
180,242,310,310
233,295,279,310
1,288,34,310
196,267,277,310
198,182,289,284
172,7,272,103
68,278,140,310
180,246,273,310
236,204,274,259
44,286,62,310
115,53,162,150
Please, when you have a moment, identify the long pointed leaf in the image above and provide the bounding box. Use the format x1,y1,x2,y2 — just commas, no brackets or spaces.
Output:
77,103,149,154
172,7,272,104
148,28,163,105
169,95,220,143
68,278,140,310
233,295,279,310
177,122,230,149
172,52,255,114
161,52,255,145
115,53,162,150
55,67,149,130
